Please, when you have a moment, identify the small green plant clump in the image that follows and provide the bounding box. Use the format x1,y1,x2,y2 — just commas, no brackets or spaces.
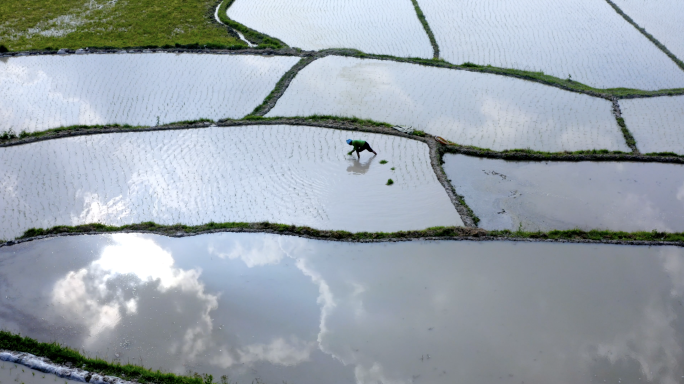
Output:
412,130,426,137
379,160,388,164
391,167,395,170
386,179,394,185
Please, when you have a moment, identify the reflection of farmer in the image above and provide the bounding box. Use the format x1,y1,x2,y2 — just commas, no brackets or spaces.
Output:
346,139,377,159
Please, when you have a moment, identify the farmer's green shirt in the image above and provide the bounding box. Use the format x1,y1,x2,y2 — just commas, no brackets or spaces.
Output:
347,140,366,155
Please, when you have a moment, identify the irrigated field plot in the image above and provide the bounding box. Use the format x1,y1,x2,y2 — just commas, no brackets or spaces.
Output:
418,0,684,90
0,53,298,132
620,95,684,155
614,0,684,61
268,57,629,152
444,154,684,232
0,125,462,240
226,0,433,57
3,233,684,384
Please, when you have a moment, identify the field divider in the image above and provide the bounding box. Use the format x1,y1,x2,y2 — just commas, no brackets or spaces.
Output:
4,222,684,248
3,116,684,164
603,0,684,73
427,137,479,226
248,56,319,116
2,48,684,98
409,0,440,59
612,97,639,153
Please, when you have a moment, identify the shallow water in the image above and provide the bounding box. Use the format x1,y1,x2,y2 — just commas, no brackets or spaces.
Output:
0,362,79,384
620,95,684,155
227,0,433,58
418,0,684,90
614,0,684,61
0,125,461,240
0,54,298,132
443,154,684,231
268,56,629,152
2,233,684,384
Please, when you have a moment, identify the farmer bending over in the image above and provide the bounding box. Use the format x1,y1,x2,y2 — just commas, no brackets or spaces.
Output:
346,139,377,159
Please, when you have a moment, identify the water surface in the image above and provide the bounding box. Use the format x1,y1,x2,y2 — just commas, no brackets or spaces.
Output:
620,95,684,155
227,0,432,58
614,0,684,61
0,54,298,132
444,154,684,231
1,233,684,384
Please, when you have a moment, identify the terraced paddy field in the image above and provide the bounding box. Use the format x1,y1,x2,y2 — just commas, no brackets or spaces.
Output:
444,154,684,232
418,0,684,89
0,125,461,240
0,54,298,133
614,0,684,62
268,56,629,152
2,233,684,384
226,0,433,57
620,95,684,155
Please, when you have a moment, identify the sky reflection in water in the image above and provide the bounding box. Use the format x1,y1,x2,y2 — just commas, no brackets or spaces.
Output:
1,233,683,384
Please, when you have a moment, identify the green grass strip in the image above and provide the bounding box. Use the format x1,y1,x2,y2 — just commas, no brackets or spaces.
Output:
9,222,684,245
216,0,286,49
409,0,439,59
0,331,213,384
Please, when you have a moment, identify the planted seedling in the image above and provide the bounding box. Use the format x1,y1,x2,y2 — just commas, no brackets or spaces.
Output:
386,179,394,185
379,160,388,164
391,167,395,170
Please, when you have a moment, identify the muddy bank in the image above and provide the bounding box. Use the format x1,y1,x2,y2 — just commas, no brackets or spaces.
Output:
2,222,683,248
0,351,131,384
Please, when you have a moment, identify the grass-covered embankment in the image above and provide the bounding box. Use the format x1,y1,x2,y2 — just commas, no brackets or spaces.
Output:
216,0,286,49
0,0,243,51
0,331,218,384
8,222,684,246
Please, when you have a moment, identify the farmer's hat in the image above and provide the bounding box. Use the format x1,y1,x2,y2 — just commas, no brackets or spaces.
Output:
346,139,352,145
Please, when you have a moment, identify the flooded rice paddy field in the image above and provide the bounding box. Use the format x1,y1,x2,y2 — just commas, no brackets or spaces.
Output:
444,154,684,232
614,0,684,60
0,125,462,240
227,0,433,57
620,95,684,155
417,0,684,89
0,54,298,132
268,56,630,152
2,233,684,384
